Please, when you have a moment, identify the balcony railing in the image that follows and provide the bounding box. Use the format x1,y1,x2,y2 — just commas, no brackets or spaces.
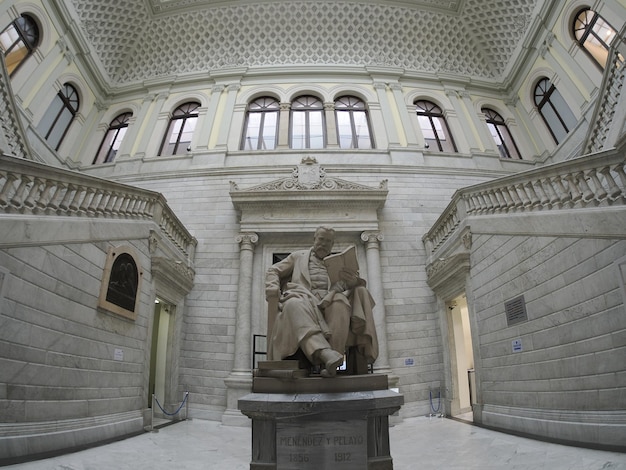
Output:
584,24,626,154
0,155,197,259
423,148,626,255
0,51,30,160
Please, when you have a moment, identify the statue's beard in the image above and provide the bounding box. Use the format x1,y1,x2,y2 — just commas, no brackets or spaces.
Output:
313,246,331,259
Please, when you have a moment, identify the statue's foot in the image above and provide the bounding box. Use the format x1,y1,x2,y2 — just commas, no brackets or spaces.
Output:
319,349,343,378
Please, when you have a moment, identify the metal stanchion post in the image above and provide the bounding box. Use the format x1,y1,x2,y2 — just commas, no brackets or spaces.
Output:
151,394,157,432
185,391,190,421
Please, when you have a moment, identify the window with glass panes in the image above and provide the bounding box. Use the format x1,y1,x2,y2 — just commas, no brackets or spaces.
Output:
0,14,39,76
415,100,457,152
290,95,325,149
93,112,132,164
482,108,521,159
37,83,79,151
242,97,279,150
533,78,577,145
335,96,373,149
573,8,617,68
159,102,200,156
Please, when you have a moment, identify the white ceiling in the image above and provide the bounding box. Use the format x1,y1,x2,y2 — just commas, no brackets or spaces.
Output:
60,0,545,87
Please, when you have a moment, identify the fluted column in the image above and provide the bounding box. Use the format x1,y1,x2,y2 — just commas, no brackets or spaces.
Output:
222,232,258,426
361,231,392,378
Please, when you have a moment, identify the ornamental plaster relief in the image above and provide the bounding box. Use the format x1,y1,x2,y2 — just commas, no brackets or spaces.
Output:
65,0,539,85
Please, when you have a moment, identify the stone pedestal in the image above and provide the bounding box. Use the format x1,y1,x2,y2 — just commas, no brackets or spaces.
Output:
238,375,403,470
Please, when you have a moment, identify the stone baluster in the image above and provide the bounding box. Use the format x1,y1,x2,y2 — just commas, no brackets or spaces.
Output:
609,163,626,203
46,182,67,214
523,181,540,209
69,186,85,213
586,169,607,203
96,191,112,216
598,166,622,202
23,177,43,210
0,172,18,207
512,184,529,209
9,175,31,209
551,176,571,206
531,179,550,208
78,188,96,214
86,191,101,215
361,231,393,381
58,184,76,212
497,187,514,211
564,173,583,207
577,172,595,204
36,180,56,213
505,185,523,209
104,193,119,215
537,178,559,208
112,194,125,215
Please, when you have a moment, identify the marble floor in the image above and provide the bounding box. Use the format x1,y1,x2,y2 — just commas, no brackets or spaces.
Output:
5,415,626,470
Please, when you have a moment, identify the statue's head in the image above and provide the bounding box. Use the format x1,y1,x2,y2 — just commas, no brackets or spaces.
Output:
313,226,335,258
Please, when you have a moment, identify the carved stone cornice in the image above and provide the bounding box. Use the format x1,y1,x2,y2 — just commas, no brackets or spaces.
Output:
151,256,195,296
229,157,388,233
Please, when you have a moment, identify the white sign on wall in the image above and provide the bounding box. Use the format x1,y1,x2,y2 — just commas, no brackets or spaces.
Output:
512,339,523,353
114,348,124,361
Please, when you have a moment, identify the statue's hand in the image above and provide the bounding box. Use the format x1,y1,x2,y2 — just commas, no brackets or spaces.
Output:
265,287,280,300
339,268,359,288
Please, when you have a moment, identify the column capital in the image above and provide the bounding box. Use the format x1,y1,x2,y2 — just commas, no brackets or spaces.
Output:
361,231,384,244
323,102,335,111
236,232,259,247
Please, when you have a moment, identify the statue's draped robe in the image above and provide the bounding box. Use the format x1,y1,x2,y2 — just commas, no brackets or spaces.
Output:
266,248,378,364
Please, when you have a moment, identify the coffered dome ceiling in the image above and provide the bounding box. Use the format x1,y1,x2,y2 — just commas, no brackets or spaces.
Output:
58,0,546,87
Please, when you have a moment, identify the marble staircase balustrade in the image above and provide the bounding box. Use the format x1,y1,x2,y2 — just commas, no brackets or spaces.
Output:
584,23,626,154
0,154,196,259
423,148,626,255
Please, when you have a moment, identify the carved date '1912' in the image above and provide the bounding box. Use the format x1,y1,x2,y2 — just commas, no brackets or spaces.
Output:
335,452,352,462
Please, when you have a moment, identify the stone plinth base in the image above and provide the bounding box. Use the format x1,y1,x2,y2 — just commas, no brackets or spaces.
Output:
239,375,403,470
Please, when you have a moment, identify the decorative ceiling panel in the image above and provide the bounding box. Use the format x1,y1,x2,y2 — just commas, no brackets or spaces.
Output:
66,0,539,86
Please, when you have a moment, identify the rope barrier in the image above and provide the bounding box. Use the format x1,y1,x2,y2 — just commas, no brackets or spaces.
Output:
429,389,441,415
154,391,189,417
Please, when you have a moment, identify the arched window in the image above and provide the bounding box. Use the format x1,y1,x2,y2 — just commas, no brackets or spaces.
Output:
482,108,522,159
335,96,373,149
241,96,279,150
415,100,457,152
159,102,200,156
533,78,578,144
573,8,617,68
37,83,79,151
290,95,324,149
0,14,39,76
93,112,132,164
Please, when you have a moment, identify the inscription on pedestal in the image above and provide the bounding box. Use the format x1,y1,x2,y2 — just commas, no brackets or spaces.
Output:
276,419,367,469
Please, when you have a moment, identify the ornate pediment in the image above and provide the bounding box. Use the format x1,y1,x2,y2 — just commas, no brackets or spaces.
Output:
230,157,388,193
229,158,388,233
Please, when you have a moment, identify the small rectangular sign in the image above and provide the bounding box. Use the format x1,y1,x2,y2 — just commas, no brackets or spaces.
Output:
404,358,414,366
512,339,522,353
114,348,124,361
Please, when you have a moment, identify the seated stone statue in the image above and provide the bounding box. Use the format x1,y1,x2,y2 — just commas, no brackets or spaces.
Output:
265,226,378,377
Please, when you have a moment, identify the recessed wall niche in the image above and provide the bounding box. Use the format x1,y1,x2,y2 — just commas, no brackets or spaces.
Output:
98,246,143,320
